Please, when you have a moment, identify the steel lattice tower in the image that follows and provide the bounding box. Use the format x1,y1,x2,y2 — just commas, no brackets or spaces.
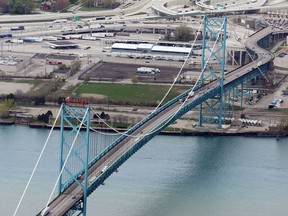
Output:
198,16,227,128
59,102,91,216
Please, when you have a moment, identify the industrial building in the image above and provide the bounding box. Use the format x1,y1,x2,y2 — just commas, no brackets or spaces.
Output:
0,56,30,73
111,42,192,55
31,53,79,67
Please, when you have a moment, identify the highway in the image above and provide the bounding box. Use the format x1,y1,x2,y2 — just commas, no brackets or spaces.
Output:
1,0,287,25
37,25,275,216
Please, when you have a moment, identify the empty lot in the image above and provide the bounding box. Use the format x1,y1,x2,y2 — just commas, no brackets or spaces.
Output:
84,62,193,83
0,82,32,94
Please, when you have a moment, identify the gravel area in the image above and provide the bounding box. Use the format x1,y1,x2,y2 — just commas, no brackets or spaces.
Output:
84,62,193,83
0,82,32,94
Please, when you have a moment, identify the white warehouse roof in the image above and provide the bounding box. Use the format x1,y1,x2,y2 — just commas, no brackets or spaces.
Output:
111,43,138,50
137,43,154,50
151,45,191,54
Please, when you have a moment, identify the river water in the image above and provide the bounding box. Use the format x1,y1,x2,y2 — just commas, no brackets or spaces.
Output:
1,125,288,216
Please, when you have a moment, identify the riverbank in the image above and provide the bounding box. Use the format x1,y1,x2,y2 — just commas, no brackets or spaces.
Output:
1,119,287,138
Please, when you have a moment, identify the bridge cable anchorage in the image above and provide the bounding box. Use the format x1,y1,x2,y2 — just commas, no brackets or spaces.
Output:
152,17,205,112
12,105,63,216
227,18,270,83
87,22,224,139
43,108,89,214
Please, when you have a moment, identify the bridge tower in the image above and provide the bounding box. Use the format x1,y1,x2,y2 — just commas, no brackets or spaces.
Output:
59,101,91,216
198,16,227,128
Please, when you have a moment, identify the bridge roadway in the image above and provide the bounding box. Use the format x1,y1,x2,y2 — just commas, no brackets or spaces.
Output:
37,26,274,216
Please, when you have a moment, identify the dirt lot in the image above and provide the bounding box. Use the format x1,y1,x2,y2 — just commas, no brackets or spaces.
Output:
84,62,193,83
0,82,32,94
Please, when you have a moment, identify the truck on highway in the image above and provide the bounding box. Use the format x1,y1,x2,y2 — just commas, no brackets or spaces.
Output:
10,39,23,43
53,19,68,23
43,36,58,41
136,67,160,74
89,24,104,29
10,26,24,31
95,16,105,20
61,27,73,32
22,37,43,43
0,33,12,38
91,32,115,38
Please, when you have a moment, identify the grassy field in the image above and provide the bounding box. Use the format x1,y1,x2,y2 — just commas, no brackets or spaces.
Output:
76,83,190,105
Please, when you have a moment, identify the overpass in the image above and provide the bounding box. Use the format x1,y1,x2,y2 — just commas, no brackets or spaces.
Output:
36,25,275,215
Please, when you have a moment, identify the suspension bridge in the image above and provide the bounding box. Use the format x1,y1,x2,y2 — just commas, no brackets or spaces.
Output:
13,16,288,216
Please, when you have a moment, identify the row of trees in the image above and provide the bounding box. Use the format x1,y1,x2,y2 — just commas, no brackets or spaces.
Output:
80,0,120,8
164,25,201,42
37,110,53,123
0,0,34,14
0,0,122,14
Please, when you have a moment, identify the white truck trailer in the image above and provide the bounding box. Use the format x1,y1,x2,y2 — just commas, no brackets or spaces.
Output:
136,67,160,74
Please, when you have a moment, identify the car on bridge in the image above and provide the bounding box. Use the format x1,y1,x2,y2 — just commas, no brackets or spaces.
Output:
188,91,195,98
101,165,108,173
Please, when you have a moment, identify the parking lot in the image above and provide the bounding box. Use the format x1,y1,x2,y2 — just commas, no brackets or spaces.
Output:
265,13,288,30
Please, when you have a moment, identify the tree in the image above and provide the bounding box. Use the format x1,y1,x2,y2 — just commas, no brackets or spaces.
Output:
34,96,46,105
100,111,106,119
56,0,69,11
164,31,173,41
80,0,94,7
15,90,24,99
37,110,53,123
8,0,35,14
71,61,81,75
173,25,193,42
46,110,53,118
6,93,16,101
80,0,120,8
57,96,64,105
0,98,15,118
278,110,288,132
0,0,10,13
84,76,90,83
131,76,139,84
103,0,113,8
